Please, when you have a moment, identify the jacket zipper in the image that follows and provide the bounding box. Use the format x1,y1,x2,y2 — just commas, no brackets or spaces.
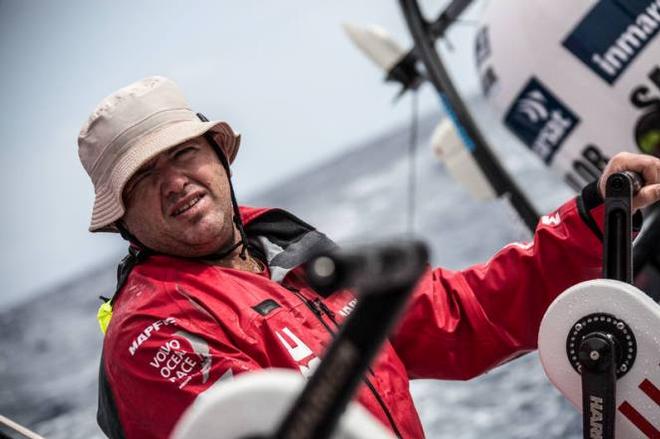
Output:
314,298,377,377
288,288,335,334
284,286,403,439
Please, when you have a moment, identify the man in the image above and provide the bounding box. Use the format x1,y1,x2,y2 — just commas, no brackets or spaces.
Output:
79,76,660,439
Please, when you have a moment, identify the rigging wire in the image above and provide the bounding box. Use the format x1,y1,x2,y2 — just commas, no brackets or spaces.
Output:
407,90,420,235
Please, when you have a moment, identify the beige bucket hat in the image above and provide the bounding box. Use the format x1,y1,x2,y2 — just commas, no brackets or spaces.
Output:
78,76,240,233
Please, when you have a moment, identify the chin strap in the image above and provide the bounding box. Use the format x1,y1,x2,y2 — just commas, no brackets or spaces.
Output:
233,204,249,260
200,212,248,261
198,112,250,261
116,222,152,257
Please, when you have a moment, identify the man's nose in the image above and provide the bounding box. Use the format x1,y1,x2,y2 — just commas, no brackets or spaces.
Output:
160,166,189,198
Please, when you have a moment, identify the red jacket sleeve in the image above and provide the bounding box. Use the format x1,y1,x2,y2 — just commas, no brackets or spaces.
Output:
103,283,262,439
390,196,605,380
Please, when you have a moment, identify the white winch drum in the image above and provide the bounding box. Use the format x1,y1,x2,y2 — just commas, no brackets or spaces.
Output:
171,368,395,439
538,279,660,438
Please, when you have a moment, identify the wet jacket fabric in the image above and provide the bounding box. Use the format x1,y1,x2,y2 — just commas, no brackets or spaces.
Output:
97,186,609,439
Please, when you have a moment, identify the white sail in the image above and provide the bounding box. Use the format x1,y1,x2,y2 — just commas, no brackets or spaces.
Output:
476,0,660,190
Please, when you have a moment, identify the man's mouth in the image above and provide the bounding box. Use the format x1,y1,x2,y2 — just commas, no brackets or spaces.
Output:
171,194,205,217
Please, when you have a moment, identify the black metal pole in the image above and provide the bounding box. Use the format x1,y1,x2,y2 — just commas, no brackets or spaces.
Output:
427,0,475,38
398,0,540,231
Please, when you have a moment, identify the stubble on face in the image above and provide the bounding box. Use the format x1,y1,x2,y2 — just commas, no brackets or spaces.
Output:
121,137,237,257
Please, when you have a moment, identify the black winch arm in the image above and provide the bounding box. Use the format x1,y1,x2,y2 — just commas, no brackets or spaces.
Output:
603,171,642,282
578,172,642,439
579,332,618,439
269,240,429,439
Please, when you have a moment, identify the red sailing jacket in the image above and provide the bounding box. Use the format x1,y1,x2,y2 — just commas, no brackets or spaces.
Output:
97,185,610,439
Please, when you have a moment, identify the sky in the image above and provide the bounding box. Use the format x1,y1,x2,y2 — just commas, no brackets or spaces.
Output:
0,1,476,308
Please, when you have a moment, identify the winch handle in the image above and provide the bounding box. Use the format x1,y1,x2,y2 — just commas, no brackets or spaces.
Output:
602,171,644,283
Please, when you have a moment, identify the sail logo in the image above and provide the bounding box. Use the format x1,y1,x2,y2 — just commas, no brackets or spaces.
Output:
515,90,549,124
474,26,491,68
563,0,660,85
504,77,580,164
475,25,498,96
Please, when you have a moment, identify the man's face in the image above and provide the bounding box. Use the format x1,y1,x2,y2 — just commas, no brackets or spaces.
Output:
121,136,235,257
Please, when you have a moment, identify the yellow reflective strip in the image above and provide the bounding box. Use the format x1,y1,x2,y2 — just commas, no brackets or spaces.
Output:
97,301,113,335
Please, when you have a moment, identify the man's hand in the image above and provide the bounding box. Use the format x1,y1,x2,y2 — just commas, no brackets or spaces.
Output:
598,152,660,211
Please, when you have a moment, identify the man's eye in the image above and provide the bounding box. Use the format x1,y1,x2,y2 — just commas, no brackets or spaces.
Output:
174,147,195,158
126,172,150,195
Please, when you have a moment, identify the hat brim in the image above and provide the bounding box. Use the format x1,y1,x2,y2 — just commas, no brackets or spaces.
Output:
89,119,240,232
